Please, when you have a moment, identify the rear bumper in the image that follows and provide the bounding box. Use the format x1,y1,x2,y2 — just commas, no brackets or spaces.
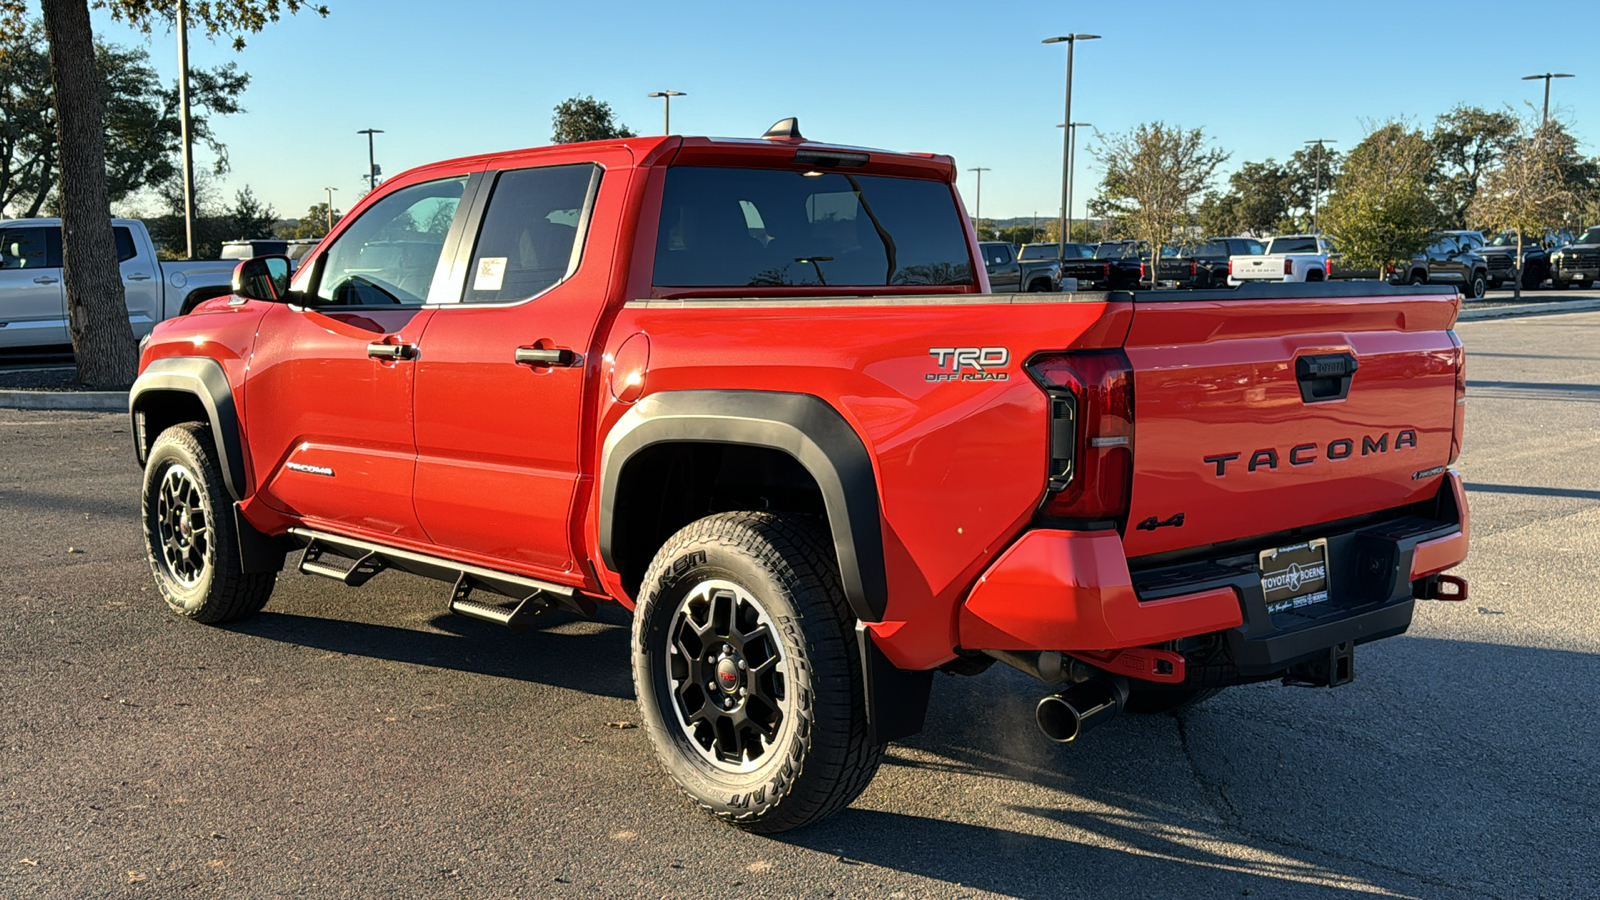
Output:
958,471,1469,678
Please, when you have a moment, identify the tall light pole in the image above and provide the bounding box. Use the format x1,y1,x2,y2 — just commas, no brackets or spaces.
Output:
176,0,196,259
1304,139,1336,234
357,128,384,191
1522,72,1574,125
967,167,991,237
1043,33,1100,260
647,90,686,135
1057,122,1092,243
323,186,338,233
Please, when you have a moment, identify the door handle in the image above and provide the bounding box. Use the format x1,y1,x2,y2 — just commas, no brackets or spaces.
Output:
127,273,152,281
367,342,418,361
32,276,58,284
515,347,582,367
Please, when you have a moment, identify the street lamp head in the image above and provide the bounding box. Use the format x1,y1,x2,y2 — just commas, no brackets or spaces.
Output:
357,128,384,135
648,90,686,98
1042,33,1101,44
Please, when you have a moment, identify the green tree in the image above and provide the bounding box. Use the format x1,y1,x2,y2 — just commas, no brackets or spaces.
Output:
1472,120,1577,299
1285,143,1342,232
1430,105,1518,230
551,95,635,144
225,186,276,239
285,201,341,239
0,0,325,387
1321,121,1439,270
1197,190,1241,237
1090,122,1228,286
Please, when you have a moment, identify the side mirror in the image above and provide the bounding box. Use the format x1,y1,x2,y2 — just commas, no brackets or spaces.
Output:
231,255,292,302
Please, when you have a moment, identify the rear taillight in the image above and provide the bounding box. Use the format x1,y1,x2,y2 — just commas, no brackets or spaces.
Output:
1027,350,1134,523
1449,331,1465,464
1189,260,1197,277
1139,262,1146,279
1227,259,1233,276
1102,261,1111,281
1284,259,1294,275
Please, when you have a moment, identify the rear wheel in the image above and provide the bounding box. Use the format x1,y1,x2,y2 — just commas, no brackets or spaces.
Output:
1027,278,1051,292
141,423,276,623
631,512,882,833
1408,272,1426,286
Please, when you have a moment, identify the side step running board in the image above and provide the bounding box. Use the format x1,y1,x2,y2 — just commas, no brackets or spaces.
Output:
288,528,597,625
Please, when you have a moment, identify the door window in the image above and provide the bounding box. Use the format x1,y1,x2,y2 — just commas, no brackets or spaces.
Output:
0,228,47,270
987,245,1012,265
312,176,468,306
459,164,597,304
113,227,138,263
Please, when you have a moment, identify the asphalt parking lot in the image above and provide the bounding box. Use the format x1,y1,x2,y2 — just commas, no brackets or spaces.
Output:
2,311,1597,899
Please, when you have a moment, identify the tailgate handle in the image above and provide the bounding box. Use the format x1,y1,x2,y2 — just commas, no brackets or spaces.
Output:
1295,352,1358,402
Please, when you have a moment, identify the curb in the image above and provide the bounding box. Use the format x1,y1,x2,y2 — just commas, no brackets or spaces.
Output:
0,390,129,411
1459,298,1600,321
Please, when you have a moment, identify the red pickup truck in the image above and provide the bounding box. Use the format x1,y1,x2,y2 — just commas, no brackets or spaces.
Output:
130,121,1469,833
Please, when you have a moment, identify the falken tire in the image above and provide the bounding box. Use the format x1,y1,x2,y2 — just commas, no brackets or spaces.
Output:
141,423,276,624
631,512,883,833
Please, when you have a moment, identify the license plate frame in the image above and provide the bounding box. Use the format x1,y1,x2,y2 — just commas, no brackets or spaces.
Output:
1259,538,1331,614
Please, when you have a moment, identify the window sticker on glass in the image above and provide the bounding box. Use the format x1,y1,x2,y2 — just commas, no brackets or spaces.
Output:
475,257,507,292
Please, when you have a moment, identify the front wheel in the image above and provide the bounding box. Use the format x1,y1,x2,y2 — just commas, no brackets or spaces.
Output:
142,423,276,623
631,512,883,833
1465,273,1487,299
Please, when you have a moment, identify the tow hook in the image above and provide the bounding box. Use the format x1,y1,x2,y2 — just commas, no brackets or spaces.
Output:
1417,573,1470,601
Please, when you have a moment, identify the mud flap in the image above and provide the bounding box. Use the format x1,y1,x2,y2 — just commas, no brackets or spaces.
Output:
856,623,933,744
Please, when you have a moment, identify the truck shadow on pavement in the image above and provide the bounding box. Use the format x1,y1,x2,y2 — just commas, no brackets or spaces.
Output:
230,604,635,699
781,637,1599,899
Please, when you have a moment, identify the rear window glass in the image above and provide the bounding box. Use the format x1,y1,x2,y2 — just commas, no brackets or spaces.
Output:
1268,237,1319,254
1094,242,1143,259
653,167,973,287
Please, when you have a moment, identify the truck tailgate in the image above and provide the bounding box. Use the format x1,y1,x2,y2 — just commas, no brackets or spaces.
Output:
1120,287,1461,559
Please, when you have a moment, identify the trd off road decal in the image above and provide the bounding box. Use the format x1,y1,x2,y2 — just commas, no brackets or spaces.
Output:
927,347,1010,382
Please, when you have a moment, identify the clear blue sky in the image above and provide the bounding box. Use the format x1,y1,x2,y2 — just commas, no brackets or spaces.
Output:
88,0,1598,224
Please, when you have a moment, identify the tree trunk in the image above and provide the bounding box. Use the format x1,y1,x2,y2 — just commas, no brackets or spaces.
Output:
41,0,138,388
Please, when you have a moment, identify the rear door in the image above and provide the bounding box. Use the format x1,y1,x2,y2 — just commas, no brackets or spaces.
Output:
0,226,66,349
1120,287,1461,559
114,224,164,334
411,153,617,577
983,243,1021,291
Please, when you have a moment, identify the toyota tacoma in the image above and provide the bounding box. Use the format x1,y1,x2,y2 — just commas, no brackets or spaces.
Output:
129,121,1471,833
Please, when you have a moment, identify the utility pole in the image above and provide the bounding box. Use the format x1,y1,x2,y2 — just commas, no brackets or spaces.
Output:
1058,122,1091,243
1043,33,1100,260
647,90,686,135
1522,72,1574,125
323,186,337,233
1304,138,1336,234
357,128,384,191
176,0,196,259
967,167,991,238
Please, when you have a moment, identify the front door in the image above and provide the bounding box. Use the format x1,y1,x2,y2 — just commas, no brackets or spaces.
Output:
244,173,475,543
412,156,615,577
0,225,66,349
984,243,1021,291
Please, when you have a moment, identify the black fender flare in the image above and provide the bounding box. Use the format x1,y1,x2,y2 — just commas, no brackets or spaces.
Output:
598,390,888,624
129,356,246,501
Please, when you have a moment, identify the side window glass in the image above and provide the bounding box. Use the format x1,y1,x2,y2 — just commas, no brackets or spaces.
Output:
313,176,468,306
113,227,138,263
461,164,597,304
0,228,47,270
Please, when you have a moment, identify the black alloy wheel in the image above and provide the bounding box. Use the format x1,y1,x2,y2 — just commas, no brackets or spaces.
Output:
1466,272,1487,300
666,578,788,770
142,423,276,623
632,512,882,833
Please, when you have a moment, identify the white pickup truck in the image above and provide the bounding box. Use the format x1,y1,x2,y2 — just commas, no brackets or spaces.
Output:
0,217,234,350
1227,234,1332,285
